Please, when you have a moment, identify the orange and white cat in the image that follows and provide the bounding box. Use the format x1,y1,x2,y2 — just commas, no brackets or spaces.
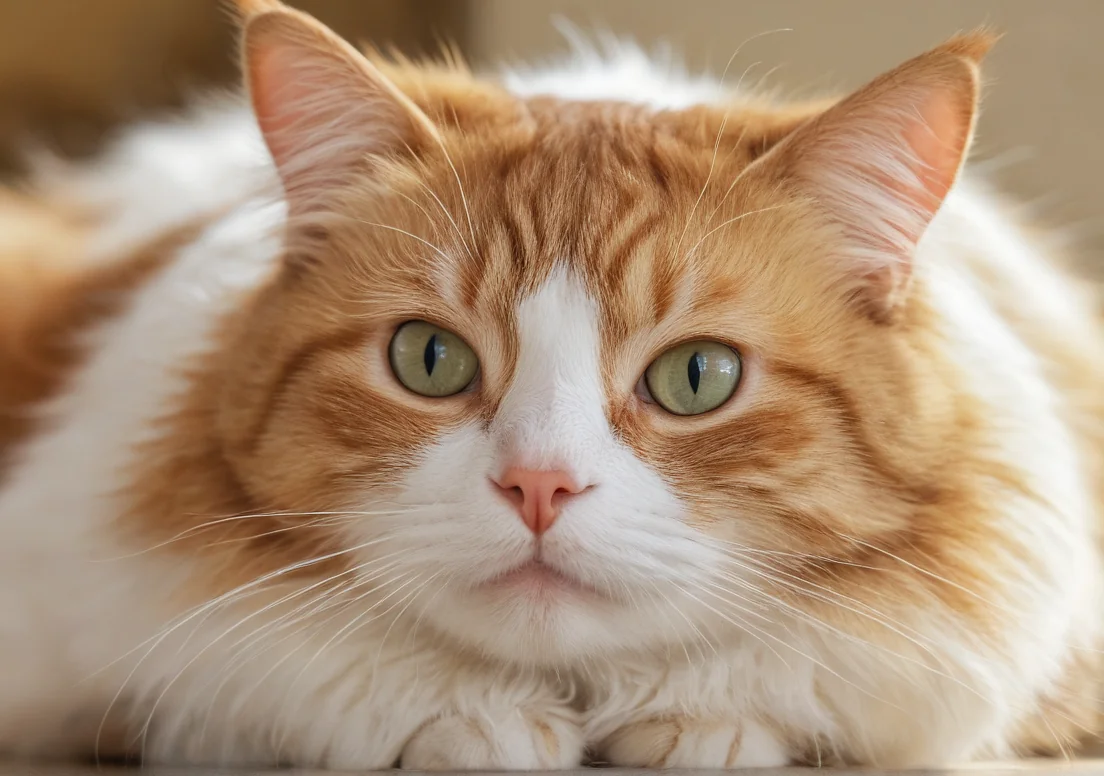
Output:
1,0,1102,768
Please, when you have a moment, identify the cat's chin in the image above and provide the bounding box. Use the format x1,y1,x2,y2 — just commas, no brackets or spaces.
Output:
416,566,677,666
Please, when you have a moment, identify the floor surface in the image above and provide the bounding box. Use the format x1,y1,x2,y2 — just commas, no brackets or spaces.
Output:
6,764,1104,776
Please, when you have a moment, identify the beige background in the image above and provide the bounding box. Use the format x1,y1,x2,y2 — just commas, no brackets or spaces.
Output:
468,0,1103,265
0,0,466,170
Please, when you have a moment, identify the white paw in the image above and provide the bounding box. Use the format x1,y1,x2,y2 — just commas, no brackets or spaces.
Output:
601,716,789,768
401,708,584,771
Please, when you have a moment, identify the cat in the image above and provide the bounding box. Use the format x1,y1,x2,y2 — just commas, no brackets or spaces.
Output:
1,0,1102,768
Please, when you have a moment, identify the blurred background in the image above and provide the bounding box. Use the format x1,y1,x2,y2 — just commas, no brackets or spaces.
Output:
0,0,1100,266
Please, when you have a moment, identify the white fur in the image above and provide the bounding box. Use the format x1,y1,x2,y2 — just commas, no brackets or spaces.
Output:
0,193,284,756
501,30,727,109
0,34,1098,772
32,99,270,258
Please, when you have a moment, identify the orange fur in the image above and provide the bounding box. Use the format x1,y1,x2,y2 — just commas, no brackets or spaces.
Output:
0,193,194,476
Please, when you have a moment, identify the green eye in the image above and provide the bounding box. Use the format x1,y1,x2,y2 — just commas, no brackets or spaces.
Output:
388,321,478,397
645,340,741,416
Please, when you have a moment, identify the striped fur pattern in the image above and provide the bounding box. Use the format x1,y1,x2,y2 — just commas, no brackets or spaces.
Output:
0,0,1102,768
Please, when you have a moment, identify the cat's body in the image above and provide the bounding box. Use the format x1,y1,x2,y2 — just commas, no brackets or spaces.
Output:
1,2,1102,768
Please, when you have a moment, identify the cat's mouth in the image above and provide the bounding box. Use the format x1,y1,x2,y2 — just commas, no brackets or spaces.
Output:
481,559,604,600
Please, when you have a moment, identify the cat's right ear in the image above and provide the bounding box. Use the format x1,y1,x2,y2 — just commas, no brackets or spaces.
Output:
235,0,439,215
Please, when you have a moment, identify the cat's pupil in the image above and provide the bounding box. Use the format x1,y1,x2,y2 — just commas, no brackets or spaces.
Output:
424,334,438,375
687,352,702,394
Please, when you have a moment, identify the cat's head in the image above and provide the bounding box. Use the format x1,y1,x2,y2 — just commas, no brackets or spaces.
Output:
202,1,994,664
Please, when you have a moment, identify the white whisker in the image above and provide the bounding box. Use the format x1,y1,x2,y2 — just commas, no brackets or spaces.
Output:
350,219,454,264
684,205,785,259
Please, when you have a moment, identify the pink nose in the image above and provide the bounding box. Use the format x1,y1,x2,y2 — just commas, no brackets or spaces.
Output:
494,468,585,536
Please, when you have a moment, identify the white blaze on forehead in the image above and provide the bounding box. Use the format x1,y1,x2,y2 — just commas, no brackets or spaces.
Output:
492,266,612,479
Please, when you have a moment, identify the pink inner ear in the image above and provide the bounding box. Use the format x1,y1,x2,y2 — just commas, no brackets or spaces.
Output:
807,83,973,259
899,91,970,220
241,13,436,218
775,74,977,313
248,46,310,173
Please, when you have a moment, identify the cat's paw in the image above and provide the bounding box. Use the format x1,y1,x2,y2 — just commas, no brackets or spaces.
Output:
600,716,788,768
400,708,584,771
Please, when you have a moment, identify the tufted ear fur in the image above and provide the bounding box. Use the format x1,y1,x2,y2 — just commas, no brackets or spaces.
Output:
236,0,439,217
751,31,996,316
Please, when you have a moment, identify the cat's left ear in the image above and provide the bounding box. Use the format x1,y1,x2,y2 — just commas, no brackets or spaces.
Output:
235,0,439,216
750,30,996,316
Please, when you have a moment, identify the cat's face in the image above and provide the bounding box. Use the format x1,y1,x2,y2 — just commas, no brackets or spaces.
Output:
217,117,967,665
205,4,987,665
